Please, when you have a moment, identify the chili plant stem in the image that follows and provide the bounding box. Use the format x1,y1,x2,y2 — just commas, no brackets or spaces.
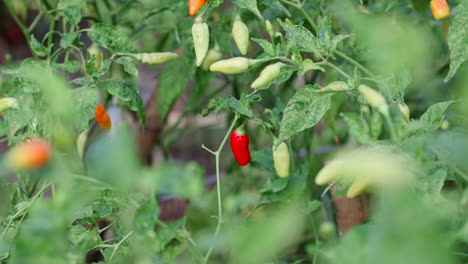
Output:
279,0,318,31
4,0,37,59
202,115,239,264
334,50,375,78
383,113,397,142
280,0,375,78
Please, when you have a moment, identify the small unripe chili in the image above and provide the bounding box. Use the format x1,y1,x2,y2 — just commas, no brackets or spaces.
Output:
209,57,252,74
358,84,389,116
251,62,283,89
232,16,249,55
87,43,102,71
0,97,18,112
192,18,210,66
397,103,410,124
133,52,178,64
273,140,290,178
202,48,222,70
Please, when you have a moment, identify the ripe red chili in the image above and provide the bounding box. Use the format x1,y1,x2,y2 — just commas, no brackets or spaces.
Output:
189,0,207,16
230,126,251,166
94,104,111,131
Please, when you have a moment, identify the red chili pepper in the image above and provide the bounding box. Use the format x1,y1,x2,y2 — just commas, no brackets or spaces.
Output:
230,126,251,166
94,104,111,131
189,0,207,16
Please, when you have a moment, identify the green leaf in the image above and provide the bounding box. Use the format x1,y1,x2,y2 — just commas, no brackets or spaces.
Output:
158,58,192,121
422,169,446,196
272,67,294,86
30,35,48,57
3,98,33,140
100,79,145,127
431,131,468,174
403,101,453,137
317,16,333,54
260,177,289,193
60,32,79,48
115,56,139,77
70,87,99,132
307,200,322,213
55,60,80,73
58,0,86,25
251,148,275,174
298,59,325,76
87,24,135,52
152,162,204,200
251,38,276,56
68,225,102,254
445,1,468,82
233,0,263,20
87,127,141,190
278,85,332,142
134,197,160,234
202,91,260,118
370,109,383,139
262,0,291,16
378,69,412,100
188,69,214,111
341,112,373,145
278,20,318,53
155,218,186,249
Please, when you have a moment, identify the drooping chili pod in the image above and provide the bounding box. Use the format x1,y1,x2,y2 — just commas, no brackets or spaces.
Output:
316,81,349,92
265,20,274,38
210,57,253,74
251,62,283,89
202,48,223,70
5,138,52,170
430,0,450,20
358,84,389,116
94,104,111,131
441,120,449,130
315,147,416,198
192,18,210,67
76,130,88,159
232,16,249,55
273,140,290,178
230,126,251,166
315,159,344,185
0,97,18,113
133,52,178,64
87,43,102,71
189,0,207,16
397,103,410,124
346,174,373,198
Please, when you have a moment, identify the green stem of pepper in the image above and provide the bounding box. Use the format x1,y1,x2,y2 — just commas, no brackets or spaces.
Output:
4,0,38,59
280,0,375,78
201,114,240,264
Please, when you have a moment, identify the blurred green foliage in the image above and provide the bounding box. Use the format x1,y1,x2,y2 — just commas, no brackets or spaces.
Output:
0,0,467,263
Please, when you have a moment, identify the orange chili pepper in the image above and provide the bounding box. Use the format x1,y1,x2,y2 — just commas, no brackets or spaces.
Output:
430,0,450,20
6,138,52,170
94,104,111,131
189,0,207,16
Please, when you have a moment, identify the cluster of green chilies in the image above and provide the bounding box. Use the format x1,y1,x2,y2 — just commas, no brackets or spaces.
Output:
189,0,450,177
